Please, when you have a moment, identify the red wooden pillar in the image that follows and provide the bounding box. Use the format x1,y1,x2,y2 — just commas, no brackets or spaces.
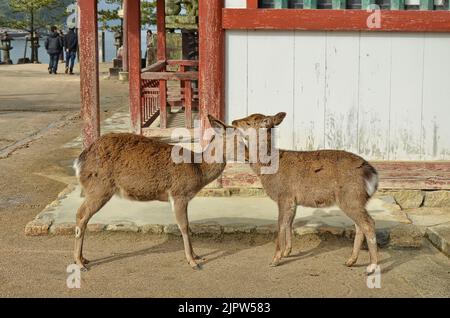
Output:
122,0,128,72
157,0,167,128
127,0,141,134
246,0,259,8
79,0,100,149
199,0,225,131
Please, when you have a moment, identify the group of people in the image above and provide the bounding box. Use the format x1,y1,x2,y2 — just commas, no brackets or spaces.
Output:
45,26,78,75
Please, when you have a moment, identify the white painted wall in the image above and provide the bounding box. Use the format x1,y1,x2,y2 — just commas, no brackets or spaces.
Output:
225,30,450,160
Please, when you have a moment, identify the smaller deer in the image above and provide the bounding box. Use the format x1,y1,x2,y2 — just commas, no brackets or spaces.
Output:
72,115,241,271
232,113,379,274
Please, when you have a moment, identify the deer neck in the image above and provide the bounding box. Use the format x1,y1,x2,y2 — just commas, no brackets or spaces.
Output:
247,129,278,177
198,139,227,184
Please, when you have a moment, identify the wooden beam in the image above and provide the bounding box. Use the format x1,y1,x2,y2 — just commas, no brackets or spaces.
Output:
141,71,199,81
222,9,450,32
166,59,199,67
246,0,258,9
127,0,141,134
199,0,225,129
157,0,166,60
79,0,100,149
372,162,450,190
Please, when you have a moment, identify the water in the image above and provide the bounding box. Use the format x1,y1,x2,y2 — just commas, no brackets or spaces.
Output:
7,30,150,65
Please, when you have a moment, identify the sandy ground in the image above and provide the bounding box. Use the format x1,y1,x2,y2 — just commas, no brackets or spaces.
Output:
0,64,449,298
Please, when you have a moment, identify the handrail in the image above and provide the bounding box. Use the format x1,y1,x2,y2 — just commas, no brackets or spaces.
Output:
141,60,166,73
141,71,198,81
167,59,199,67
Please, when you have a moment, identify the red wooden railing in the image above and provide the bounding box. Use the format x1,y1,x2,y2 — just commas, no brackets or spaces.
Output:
140,59,199,129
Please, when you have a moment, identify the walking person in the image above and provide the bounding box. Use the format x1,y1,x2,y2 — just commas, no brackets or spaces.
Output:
45,26,63,74
58,30,65,62
64,27,78,75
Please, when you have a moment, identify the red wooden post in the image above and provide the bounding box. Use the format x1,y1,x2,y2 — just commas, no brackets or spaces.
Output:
79,0,100,149
157,0,167,60
157,0,167,128
199,0,225,131
247,0,259,8
127,0,141,134
122,0,128,72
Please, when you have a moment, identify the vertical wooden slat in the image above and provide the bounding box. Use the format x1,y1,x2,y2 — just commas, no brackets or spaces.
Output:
246,0,258,8
361,0,376,9
303,0,317,9
389,34,424,160
160,80,167,128
225,30,248,123
390,0,405,10
247,31,294,149
421,34,450,160
324,33,359,154
293,32,326,151
420,0,434,10
185,80,193,128
79,0,100,149
199,0,225,131
274,0,288,8
332,0,346,9
127,0,141,134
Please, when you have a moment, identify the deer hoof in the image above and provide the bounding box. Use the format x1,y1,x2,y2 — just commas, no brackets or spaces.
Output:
345,257,357,267
191,263,202,270
269,260,280,267
282,249,292,258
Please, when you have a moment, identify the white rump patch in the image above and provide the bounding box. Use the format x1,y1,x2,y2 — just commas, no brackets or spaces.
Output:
364,172,379,197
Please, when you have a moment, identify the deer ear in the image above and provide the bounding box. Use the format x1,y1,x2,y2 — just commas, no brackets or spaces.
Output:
207,114,227,133
260,117,273,128
272,112,286,126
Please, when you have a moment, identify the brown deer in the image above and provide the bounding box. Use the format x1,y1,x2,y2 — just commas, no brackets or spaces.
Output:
72,115,241,271
231,112,379,274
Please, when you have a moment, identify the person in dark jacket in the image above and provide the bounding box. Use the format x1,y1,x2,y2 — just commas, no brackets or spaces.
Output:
45,26,63,74
64,27,78,75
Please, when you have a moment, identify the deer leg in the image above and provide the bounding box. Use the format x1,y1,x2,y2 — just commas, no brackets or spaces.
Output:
344,208,378,274
270,200,295,267
74,194,111,271
359,214,378,274
345,224,364,267
283,205,296,257
173,198,200,270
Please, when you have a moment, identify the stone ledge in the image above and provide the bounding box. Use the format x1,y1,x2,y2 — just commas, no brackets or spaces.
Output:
426,222,450,257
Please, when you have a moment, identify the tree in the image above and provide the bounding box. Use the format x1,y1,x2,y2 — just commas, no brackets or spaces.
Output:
100,0,156,33
8,0,69,62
